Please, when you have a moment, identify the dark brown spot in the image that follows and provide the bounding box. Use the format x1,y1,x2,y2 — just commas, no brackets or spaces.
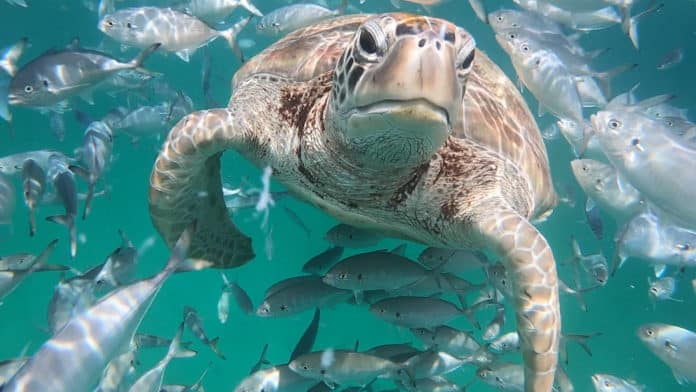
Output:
388,163,430,208
347,66,364,92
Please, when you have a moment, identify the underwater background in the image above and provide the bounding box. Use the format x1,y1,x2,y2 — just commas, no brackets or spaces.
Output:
1,0,695,390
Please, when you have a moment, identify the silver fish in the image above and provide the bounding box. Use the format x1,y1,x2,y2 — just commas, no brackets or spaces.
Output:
128,322,197,392
482,304,506,341
160,362,211,392
72,121,113,220
369,296,482,329
112,103,170,140
288,349,409,388
637,323,696,385
183,305,225,359
568,237,608,289
302,246,345,275
417,247,489,274
95,348,137,392
324,223,383,248
402,350,467,379
488,331,520,354
363,343,421,362
8,43,160,107
591,373,644,392
648,276,681,302
99,7,251,62
183,0,263,24
46,155,78,258
592,110,696,230
223,273,254,316
570,159,642,223
256,1,347,36
323,250,435,301
657,48,684,71
411,326,481,358
0,150,71,177
257,275,351,317
234,365,317,392
47,274,97,335
0,239,57,301
2,227,200,392
95,230,138,288
477,362,523,391
0,173,15,226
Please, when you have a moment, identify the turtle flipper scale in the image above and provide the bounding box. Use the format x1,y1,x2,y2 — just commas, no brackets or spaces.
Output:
478,208,560,392
149,109,254,268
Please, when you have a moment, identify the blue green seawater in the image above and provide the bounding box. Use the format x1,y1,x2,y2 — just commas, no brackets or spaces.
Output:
1,0,695,391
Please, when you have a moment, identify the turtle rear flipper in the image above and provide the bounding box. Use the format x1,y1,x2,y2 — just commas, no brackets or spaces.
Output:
477,206,560,392
149,109,254,269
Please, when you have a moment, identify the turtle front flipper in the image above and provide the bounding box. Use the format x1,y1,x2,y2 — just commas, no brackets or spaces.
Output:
478,208,560,392
149,109,254,268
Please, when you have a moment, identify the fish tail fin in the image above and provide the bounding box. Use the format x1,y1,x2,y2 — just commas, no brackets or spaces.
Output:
560,332,601,363
46,214,76,258
31,239,59,271
28,207,36,237
128,43,161,70
594,63,637,99
624,2,664,50
170,322,198,359
240,0,263,17
0,37,27,77
220,16,253,63
208,337,226,360
69,164,94,220
165,220,212,273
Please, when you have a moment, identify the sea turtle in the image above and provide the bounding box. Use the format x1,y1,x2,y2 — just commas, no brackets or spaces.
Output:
149,13,560,391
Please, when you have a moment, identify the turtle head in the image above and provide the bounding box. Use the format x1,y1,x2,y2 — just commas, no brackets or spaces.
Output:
328,13,476,168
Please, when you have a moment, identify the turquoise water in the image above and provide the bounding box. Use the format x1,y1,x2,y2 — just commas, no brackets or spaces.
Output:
0,0,695,391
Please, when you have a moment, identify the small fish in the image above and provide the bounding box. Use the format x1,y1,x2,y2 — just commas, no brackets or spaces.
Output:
403,350,468,379
637,323,696,385
8,43,160,107
161,362,211,392
223,273,254,316
477,362,523,391
0,173,16,226
323,250,436,303
591,373,645,391
369,296,485,329
100,7,250,62
585,199,604,240
128,322,197,392
301,246,345,275
0,239,57,301
417,247,489,275
45,156,79,258
71,121,113,220
648,276,682,302
256,1,347,37
94,230,138,289
183,305,225,359
568,237,608,289
183,0,263,24
3,227,203,392
257,275,351,317
657,48,684,70
288,349,410,388
289,308,320,362
488,331,520,354
411,326,481,358
468,0,488,23
234,365,317,392
482,304,506,341
133,333,175,349
0,150,71,176
95,348,138,392
324,223,383,248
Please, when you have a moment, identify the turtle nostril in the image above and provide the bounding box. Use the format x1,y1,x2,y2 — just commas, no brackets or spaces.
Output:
418,38,426,47
435,41,441,50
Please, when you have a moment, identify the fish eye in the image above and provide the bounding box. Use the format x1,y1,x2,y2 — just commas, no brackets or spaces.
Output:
24,85,33,93
646,328,654,336
649,286,658,293
604,381,612,387
106,19,114,27
507,32,517,39
338,273,347,280
302,363,309,370
358,28,378,55
520,43,529,52
608,119,622,129
496,15,503,22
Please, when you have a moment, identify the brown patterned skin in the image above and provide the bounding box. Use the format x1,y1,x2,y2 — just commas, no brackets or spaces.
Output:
149,13,559,391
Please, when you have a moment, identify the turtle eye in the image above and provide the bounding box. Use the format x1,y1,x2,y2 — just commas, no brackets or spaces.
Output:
358,28,378,55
